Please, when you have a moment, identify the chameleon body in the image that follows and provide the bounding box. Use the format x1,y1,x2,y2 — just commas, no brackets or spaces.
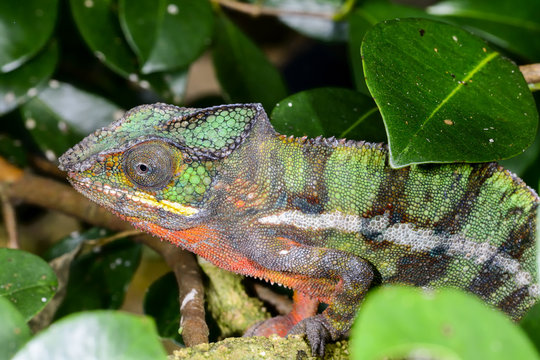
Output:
59,103,539,355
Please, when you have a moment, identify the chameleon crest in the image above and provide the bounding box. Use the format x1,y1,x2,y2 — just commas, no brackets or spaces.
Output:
59,103,539,356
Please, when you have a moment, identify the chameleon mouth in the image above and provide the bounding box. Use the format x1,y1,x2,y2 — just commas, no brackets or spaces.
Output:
68,173,200,217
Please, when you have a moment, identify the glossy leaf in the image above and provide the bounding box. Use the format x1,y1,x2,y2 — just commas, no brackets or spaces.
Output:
12,311,167,360
348,0,432,94
0,297,31,360
212,14,287,111
54,238,142,318
70,0,137,76
20,81,122,160
141,68,189,104
0,42,58,115
0,248,58,322
271,87,386,142
362,19,538,167
119,0,213,74
0,0,58,73
521,302,540,353
351,286,540,360
427,0,540,61
143,272,183,345
44,228,110,261
263,0,348,41
161,69,189,103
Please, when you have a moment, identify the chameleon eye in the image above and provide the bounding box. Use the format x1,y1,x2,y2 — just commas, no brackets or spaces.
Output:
123,141,177,190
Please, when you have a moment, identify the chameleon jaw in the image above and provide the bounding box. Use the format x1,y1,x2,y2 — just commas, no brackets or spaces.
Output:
68,174,200,217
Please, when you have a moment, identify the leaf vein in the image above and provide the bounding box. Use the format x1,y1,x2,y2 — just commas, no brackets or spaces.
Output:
397,51,499,160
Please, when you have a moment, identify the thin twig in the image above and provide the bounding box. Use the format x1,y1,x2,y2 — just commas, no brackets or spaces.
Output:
252,283,292,315
212,0,334,19
85,229,143,246
1,192,18,248
30,156,66,180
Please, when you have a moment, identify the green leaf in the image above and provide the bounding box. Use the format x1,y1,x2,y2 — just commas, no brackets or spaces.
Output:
212,14,288,112
351,286,540,360
0,0,58,73
0,134,28,167
263,0,348,41
0,42,58,115
12,311,167,360
521,302,540,353
0,248,58,322
361,18,538,168
143,272,183,345
69,0,137,77
20,81,122,160
348,0,433,94
54,238,142,318
119,0,213,74
427,0,540,61
43,228,109,261
271,87,386,142
0,297,31,359
139,69,189,104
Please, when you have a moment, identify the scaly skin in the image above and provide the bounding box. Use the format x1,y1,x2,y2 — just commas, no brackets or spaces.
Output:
59,103,539,356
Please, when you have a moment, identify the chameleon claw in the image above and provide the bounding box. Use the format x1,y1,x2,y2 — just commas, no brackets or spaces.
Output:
288,315,335,358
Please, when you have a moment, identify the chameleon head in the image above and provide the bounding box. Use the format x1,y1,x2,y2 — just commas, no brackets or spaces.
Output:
58,102,264,230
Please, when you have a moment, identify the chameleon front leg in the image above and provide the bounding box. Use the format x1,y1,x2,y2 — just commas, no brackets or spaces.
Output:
245,291,319,337
244,236,375,356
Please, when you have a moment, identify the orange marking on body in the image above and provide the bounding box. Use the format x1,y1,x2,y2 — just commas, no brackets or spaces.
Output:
175,225,218,245
235,200,245,208
275,236,302,250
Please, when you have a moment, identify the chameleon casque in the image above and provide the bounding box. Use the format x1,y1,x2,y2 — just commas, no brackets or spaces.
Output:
59,103,539,355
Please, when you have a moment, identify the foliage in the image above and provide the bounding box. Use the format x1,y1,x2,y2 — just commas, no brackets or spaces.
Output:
350,286,540,359
0,0,539,358
0,297,31,360
0,248,58,321
12,311,167,360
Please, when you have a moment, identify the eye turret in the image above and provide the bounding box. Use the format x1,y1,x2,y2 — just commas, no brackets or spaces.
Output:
123,141,178,190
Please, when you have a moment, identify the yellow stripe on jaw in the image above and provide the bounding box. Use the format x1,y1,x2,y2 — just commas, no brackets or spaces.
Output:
72,177,200,216
123,191,200,216
161,199,200,216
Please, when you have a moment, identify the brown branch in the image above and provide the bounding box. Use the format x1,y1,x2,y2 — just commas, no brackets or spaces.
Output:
30,156,67,180
1,193,18,248
520,64,540,84
252,283,292,316
0,158,208,346
8,173,130,232
212,0,334,19
143,238,209,346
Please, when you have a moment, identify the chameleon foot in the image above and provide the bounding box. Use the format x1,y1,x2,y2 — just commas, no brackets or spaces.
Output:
288,314,336,357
